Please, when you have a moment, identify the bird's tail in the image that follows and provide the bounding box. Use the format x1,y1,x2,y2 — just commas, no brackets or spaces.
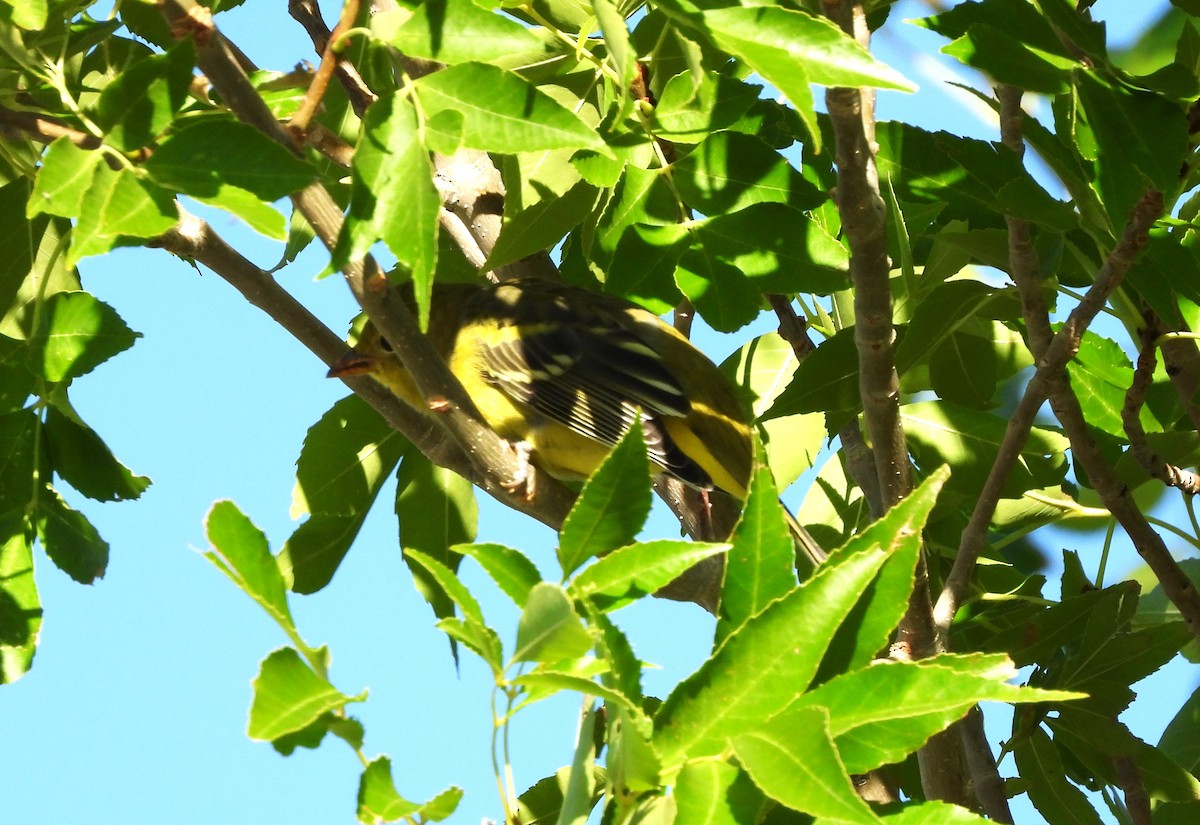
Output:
782,502,827,570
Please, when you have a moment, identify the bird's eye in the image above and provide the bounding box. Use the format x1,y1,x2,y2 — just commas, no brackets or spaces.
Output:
378,336,394,353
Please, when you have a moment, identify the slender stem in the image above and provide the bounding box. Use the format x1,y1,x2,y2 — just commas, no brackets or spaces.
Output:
287,0,362,135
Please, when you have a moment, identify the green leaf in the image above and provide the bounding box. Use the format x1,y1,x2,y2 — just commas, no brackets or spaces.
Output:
293,394,407,518
592,0,634,90
29,291,140,383
1061,620,1190,695
356,757,463,823
705,7,913,92
0,411,38,519
763,327,860,420
593,165,678,258
732,706,878,824
37,486,108,584
674,132,824,216
1013,727,1105,825
1161,683,1200,773
144,119,315,200
397,455,478,624
456,542,542,608
673,759,764,825
792,654,1083,774
344,92,440,281
879,801,994,824
558,423,652,577
44,404,150,502
69,165,177,264
356,757,420,822
722,334,824,489
373,0,545,64
675,248,760,333
191,184,287,240
657,537,892,762
247,647,363,741
875,122,1076,231
653,473,944,767
278,512,367,594
702,7,914,148
28,138,103,219
902,400,1070,499
415,785,463,821
591,607,643,705
1076,71,1189,224
436,616,504,668
929,332,999,409
0,0,47,29
559,701,600,825
717,458,796,644
605,705,662,798
1049,707,1200,803
204,500,293,630
407,544,503,665
894,280,1000,376
650,71,763,144
511,671,642,713
515,768,605,825
93,40,194,151
514,582,593,664
695,203,849,294
942,23,1075,94
815,470,944,681
0,516,40,684
415,63,603,153
487,178,597,270
403,546,485,626
604,223,690,313
571,539,728,613
917,0,1067,58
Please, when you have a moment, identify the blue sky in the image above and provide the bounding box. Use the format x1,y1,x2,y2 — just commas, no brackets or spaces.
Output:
3,2,1192,824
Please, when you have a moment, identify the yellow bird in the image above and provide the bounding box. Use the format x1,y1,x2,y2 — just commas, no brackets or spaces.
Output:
328,278,825,565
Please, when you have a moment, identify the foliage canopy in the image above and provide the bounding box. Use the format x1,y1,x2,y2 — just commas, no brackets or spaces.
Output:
3,0,1200,823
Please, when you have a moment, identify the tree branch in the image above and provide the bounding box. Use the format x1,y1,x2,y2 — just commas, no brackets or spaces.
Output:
150,208,575,528
1114,754,1151,825
287,0,364,136
769,294,883,519
0,103,101,149
287,0,377,118
1158,321,1200,435
157,0,578,524
937,86,1183,639
1124,319,1200,494
821,0,952,806
960,706,1013,823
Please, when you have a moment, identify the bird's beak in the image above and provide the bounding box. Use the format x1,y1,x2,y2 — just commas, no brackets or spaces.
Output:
326,350,376,379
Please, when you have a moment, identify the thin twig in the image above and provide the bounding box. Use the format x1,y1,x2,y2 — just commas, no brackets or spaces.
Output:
960,706,1013,823
1124,319,1200,494
287,0,377,118
288,0,362,136
1157,317,1200,434
769,294,884,519
0,104,101,148
1114,754,1151,825
938,185,1166,634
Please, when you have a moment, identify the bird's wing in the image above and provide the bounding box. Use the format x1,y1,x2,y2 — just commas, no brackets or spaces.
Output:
468,283,713,487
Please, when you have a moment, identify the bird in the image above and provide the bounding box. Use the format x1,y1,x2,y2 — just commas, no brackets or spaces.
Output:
328,278,825,566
